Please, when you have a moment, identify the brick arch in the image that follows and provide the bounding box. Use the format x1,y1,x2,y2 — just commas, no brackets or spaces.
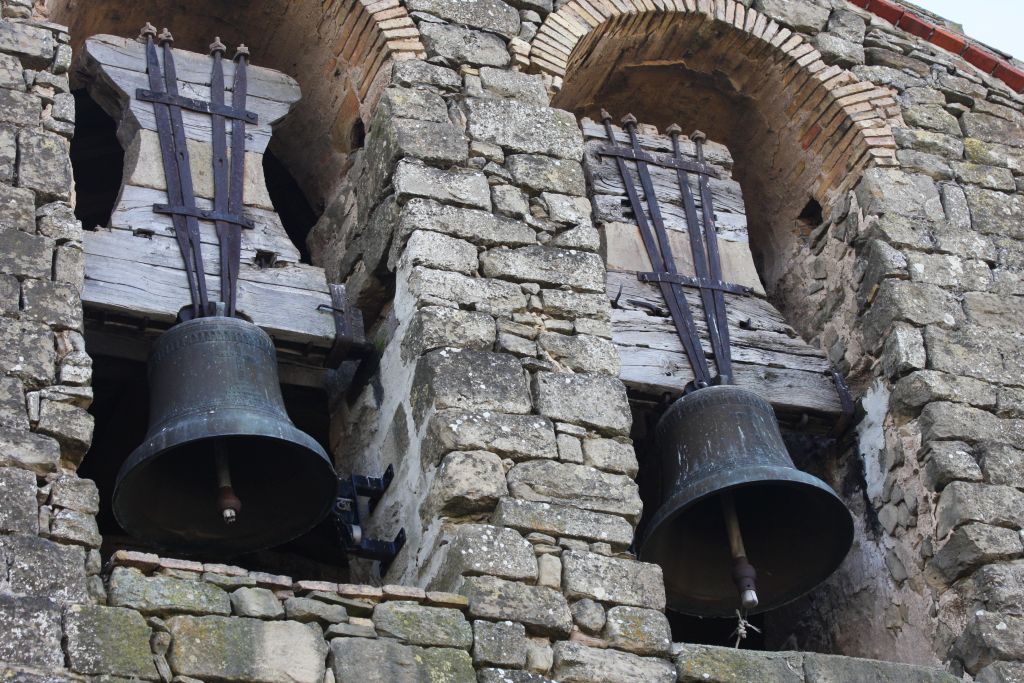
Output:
46,0,424,207
528,0,899,293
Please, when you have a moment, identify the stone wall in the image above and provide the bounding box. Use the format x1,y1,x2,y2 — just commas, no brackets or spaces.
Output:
1,0,1023,679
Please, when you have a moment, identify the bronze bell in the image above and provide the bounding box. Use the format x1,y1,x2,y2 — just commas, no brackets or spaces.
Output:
113,316,337,556
640,385,853,617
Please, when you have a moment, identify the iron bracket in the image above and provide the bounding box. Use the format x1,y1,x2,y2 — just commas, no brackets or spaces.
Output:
136,88,259,123
333,465,405,573
320,284,375,369
637,271,754,296
597,143,721,178
153,204,255,229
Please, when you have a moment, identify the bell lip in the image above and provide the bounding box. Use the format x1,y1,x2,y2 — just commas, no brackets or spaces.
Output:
112,413,337,558
638,463,855,617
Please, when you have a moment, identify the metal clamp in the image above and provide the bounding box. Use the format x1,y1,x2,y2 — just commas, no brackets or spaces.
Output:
333,465,406,574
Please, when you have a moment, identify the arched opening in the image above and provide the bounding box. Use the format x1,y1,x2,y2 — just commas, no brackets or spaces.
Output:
533,1,899,653
534,6,896,323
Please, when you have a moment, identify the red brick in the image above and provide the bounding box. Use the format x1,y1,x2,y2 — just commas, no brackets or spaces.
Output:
897,12,933,39
993,62,1024,93
846,0,869,6
962,44,1000,74
930,27,967,55
867,0,904,24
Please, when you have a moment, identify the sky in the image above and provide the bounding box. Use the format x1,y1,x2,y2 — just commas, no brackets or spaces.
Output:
911,0,1022,58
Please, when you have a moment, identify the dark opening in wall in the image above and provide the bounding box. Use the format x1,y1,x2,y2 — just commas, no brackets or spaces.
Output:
69,89,123,230
263,149,319,263
798,198,824,230
81,342,348,580
349,118,365,150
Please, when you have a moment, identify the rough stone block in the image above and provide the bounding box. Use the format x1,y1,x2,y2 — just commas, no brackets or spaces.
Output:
0,466,37,533
562,551,665,610
35,399,93,464
532,372,631,435
393,160,491,210
403,306,496,360
862,280,962,349
407,0,519,38
966,562,1024,616
429,450,508,516
581,438,638,477
537,332,618,374
168,615,328,683
961,112,1024,147
108,566,232,616
473,620,528,668
977,662,1024,683
855,169,944,222
935,481,1024,538
0,595,62,668
0,427,60,474
0,534,87,604
391,59,460,91
491,497,635,549
461,575,572,637
392,199,535,264
929,523,1023,583
432,524,537,590
479,67,547,105
602,606,671,657
284,597,347,624
49,507,101,547
425,410,557,464
920,402,1022,447
330,637,475,683
49,475,100,514
540,289,610,321
420,22,510,68
921,441,982,490
17,129,71,201
0,22,55,66
372,601,472,648
506,154,586,194
753,0,828,32
677,644,802,682
467,98,582,160
506,460,641,522
65,605,158,679
894,127,965,158
481,245,603,292
892,370,996,411
0,182,35,230
0,230,54,279
399,230,478,275
803,652,960,682
230,587,285,619
903,104,962,136
478,670,556,683
978,442,1024,488
964,186,1024,239
404,266,527,317
956,613,1024,675
552,641,675,683
378,86,450,123
965,137,1024,174
814,33,864,67
0,86,40,128
413,349,531,421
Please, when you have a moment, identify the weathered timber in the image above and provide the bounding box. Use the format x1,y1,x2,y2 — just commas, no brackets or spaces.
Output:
83,230,333,347
608,271,840,415
109,185,299,263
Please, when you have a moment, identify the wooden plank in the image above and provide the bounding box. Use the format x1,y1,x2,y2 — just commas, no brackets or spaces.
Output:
84,229,328,292
83,238,334,348
604,222,765,295
84,35,301,104
109,185,301,263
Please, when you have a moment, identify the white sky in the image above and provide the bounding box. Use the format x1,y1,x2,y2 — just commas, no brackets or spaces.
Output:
911,0,1023,58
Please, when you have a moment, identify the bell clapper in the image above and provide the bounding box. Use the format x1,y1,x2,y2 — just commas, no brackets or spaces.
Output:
215,444,242,524
721,490,759,610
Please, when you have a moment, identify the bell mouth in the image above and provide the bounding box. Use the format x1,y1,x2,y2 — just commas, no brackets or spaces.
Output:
113,424,337,558
639,466,854,617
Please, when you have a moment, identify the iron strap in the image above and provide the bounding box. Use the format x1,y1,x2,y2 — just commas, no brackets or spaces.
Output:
209,43,234,315
223,48,249,318
153,204,255,229
144,31,204,318
136,89,259,123
597,143,721,178
601,113,712,388
636,271,753,296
